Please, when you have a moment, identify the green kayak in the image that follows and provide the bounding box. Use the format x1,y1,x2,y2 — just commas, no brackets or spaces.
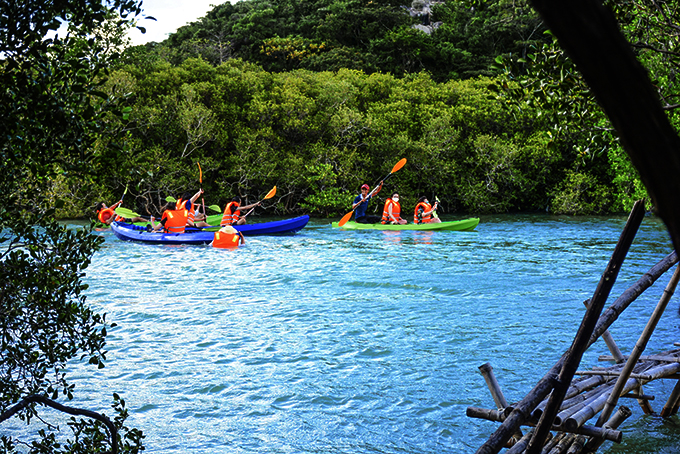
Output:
332,217,480,231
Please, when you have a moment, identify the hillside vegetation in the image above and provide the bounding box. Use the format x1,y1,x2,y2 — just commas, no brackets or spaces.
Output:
56,0,680,218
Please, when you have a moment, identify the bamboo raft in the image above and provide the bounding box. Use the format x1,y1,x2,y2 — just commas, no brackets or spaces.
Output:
468,200,680,454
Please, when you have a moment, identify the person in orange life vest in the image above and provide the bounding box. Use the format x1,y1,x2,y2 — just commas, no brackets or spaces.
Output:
352,181,383,224
413,196,441,224
95,201,146,225
381,193,407,225
176,189,210,228
150,202,189,233
221,196,261,226
212,224,246,248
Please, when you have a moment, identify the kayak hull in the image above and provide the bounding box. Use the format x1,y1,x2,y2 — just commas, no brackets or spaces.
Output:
113,215,310,244
332,217,480,231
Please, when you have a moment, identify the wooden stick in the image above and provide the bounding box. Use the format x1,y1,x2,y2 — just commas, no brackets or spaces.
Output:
597,264,680,425
564,362,680,431
660,379,680,417
575,370,664,380
525,200,647,454
475,248,678,454
479,363,510,409
506,429,540,454
542,432,565,453
547,433,574,454
565,434,587,454
583,405,633,452
466,407,622,442
599,353,680,363
583,298,625,362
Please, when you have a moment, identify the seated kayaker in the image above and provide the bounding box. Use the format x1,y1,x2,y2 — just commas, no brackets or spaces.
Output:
381,193,407,225
95,201,146,225
221,196,261,226
150,203,189,233
352,181,383,224
413,196,441,224
176,189,210,228
212,225,246,248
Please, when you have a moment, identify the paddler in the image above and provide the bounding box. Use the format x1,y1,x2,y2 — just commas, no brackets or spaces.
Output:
95,201,146,225
176,189,210,228
381,193,407,225
221,196,261,226
150,202,189,233
352,181,383,224
413,196,441,224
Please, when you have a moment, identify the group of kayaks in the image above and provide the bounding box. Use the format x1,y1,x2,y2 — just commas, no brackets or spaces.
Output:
110,215,479,246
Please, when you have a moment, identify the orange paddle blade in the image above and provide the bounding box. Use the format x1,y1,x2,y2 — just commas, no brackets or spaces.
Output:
391,158,407,174
197,162,203,184
264,186,277,199
337,210,354,227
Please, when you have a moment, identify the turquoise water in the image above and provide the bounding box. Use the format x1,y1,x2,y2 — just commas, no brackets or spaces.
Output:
10,214,680,452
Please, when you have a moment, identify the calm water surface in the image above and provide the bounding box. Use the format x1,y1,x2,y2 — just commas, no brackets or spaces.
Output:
14,214,680,453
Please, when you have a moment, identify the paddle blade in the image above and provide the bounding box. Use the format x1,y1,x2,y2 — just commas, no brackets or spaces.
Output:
208,204,222,213
197,162,203,184
115,207,140,218
391,158,407,174
165,196,177,203
264,186,277,199
337,210,354,227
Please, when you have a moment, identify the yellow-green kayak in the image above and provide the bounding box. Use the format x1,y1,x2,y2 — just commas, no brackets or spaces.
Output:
332,217,480,231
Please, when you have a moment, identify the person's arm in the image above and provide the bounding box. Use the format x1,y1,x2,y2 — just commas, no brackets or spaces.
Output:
352,195,367,209
190,189,203,204
111,200,123,210
373,181,383,195
239,201,261,211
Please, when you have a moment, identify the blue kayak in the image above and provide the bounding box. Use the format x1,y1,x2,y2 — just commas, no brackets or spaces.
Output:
111,215,310,245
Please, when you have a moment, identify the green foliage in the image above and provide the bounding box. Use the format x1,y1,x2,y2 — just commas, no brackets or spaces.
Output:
550,170,613,215
128,0,547,81
1,0,146,451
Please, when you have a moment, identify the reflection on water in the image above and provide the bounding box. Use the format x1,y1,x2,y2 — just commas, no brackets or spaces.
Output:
11,214,679,453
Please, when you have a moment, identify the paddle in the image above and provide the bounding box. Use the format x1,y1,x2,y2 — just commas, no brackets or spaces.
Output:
114,207,148,220
165,195,220,212
197,161,206,220
241,186,277,220
432,196,441,220
337,158,407,227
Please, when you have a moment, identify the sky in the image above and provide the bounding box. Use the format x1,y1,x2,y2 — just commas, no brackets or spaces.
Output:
127,0,227,45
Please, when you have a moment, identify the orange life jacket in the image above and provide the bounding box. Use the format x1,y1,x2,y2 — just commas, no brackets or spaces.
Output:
98,208,115,224
162,209,189,234
221,201,241,226
414,202,432,224
212,230,244,248
381,199,401,224
176,198,196,225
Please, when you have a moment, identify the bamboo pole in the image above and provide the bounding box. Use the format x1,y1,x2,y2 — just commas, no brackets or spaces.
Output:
466,407,622,442
636,384,654,415
554,385,613,426
599,353,680,363
583,298,625,362
546,433,573,454
541,432,565,453
474,248,677,454
597,264,680,425
565,435,587,454
583,405,633,452
564,362,680,431
660,379,680,417
525,200,647,454
479,363,510,409
478,363,524,440
505,429,536,454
